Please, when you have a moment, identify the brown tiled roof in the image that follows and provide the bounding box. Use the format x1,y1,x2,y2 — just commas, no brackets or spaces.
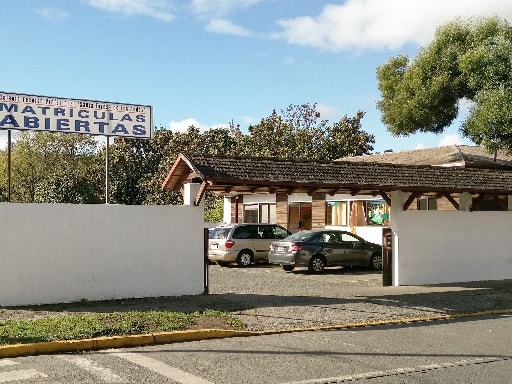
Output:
162,152,512,197
339,145,512,169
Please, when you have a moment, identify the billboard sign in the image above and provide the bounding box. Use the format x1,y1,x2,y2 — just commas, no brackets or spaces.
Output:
0,91,153,139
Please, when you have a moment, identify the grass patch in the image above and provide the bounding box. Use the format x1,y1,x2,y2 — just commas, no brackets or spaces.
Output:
0,310,245,345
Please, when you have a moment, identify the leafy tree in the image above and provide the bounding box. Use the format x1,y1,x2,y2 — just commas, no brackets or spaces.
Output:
35,172,102,204
107,132,169,205
376,16,512,153
324,111,375,158
241,103,374,160
7,131,102,203
138,125,242,206
108,125,243,219
0,149,7,202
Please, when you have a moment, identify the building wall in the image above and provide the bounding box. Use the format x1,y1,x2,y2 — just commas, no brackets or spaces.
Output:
0,203,205,306
276,193,288,226
394,209,512,285
311,193,326,229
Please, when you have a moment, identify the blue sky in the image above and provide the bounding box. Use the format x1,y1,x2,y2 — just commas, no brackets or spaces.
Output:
1,0,512,153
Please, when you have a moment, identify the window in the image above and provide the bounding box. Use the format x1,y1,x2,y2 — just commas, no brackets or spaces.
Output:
272,225,290,239
260,203,276,223
243,203,276,223
341,232,360,244
233,225,259,239
417,198,437,210
366,200,390,225
243,204,258,223
326,201,347,226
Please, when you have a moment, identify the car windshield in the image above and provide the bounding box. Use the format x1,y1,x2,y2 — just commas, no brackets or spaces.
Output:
284,230,317,242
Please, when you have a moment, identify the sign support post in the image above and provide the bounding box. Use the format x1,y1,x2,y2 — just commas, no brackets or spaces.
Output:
7,130,11,202
105,136,110,204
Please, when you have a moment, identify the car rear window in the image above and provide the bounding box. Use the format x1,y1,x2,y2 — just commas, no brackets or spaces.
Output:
285,230,316,242
212,227,232,239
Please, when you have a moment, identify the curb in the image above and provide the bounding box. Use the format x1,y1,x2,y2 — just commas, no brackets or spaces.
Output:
1,309,511,358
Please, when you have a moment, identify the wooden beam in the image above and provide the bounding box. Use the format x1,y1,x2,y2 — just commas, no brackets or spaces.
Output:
403,192,423,210
379,191,391,206
443,192,459,210
194,181,209,206
495,195,508,210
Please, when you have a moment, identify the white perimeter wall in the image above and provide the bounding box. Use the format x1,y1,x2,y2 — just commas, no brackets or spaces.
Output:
395,210,512,285
0,203,205,306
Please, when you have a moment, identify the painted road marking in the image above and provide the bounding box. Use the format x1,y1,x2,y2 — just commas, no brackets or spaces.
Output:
282,357,505,384
60,356,128,383
112,352,215,384
0,369,47,383
0,361,18,367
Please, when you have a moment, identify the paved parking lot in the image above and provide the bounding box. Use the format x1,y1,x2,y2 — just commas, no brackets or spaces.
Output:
206,263,512,331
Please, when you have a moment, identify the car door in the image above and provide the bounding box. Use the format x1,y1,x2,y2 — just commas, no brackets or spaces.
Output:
231,225,256,256
340,232,369,266
319,231,345,265
254,225,272,261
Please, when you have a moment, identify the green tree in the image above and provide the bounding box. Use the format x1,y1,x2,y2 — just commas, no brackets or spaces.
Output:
7,131,102,203
241,104,374,160
0,148,7,202
376,16,512,153
139,125,242,206
107,131,169,205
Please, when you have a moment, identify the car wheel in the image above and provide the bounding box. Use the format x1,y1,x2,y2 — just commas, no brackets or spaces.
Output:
236,250,254,267
308,255,326,273
369,253,383,270
216,261,230,267
281,265,295,272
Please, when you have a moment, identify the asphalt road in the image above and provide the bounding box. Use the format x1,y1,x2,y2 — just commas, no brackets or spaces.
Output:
1,314,511,383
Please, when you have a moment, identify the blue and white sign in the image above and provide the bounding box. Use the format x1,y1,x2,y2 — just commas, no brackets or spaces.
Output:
0,91,153,139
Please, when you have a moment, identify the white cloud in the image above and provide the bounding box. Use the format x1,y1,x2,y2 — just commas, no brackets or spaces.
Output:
283,55,295,65
169,118,210,132
33,7,70,22
206,18,251,36
190,0,261,17
273,0,512,52
316,103,339,121
87,0,174,22
437,134,464,147
240,116,255,125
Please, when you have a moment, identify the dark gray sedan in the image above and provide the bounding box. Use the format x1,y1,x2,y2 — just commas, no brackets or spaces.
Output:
268,229,382,273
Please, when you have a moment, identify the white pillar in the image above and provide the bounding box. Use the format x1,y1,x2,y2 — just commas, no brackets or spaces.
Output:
183,183,204,208
459,192,472,211
389,191,410,286
223,197,231,223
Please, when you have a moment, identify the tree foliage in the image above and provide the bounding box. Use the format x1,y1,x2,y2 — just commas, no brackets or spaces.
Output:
376,16,512,153
6,131,101,203
240,104,374,160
